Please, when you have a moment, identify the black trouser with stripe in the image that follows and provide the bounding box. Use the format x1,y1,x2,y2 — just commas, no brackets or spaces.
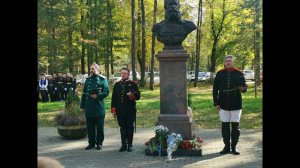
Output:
86,116,105,146
117,115,135,147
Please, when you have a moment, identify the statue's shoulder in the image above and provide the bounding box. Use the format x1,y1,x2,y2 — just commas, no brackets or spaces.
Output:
183,20,197,30
152,20,165,32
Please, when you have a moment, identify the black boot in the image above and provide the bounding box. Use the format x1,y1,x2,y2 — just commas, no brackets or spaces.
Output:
119,128,127,152
96,145,102,150
220,122,231,154
127,128,134,152
85,144,95,150
231,122,240,155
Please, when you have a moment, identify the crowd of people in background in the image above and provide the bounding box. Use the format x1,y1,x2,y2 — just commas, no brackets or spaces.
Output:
38,72,77,102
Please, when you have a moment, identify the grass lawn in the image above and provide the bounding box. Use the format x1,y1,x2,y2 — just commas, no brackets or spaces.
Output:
38,82,262,129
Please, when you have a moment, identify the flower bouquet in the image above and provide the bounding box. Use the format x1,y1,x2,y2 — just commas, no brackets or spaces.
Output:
145,125,203,157
145,125,169,156
166,133,183,161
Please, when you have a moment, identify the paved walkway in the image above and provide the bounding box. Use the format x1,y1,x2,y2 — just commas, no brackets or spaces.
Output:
38,127,262,168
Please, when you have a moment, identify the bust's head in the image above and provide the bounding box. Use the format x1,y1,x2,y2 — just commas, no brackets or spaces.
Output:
164,0,181,20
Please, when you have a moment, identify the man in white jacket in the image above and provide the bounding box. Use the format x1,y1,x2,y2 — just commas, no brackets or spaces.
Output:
39,74,49,102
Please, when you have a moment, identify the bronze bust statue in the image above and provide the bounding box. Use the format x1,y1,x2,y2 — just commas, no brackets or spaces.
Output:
152,0,197,50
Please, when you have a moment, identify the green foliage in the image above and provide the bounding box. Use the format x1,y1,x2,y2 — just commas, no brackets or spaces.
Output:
65,91,80,109
54,103,86,126
38,0,262,76
54,91,85,126
38,101,65,113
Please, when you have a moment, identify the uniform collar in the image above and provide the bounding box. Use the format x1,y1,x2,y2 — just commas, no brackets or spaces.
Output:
225,67,234,72
91,74,99,78
121,78,130,82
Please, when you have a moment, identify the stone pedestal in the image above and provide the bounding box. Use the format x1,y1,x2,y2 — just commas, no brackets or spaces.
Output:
155,49,193,139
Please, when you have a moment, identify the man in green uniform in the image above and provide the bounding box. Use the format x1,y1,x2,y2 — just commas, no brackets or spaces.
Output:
80,63,110,150
213,55,247,155
111,68,140,152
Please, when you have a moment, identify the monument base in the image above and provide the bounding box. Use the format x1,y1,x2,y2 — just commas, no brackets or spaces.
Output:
156,108,193,139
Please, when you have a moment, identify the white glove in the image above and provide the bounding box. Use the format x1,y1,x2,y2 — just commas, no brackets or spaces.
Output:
55,87,57,90
64,88,67,91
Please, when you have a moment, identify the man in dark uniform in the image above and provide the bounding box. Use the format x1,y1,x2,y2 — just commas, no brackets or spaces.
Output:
56,73,64,101
71,74,77,94
47,76,56,102
66,73,75,96
52,74,58,101
80,63,109,150
111,68,140,152
62,73,68,100
213,55,247,155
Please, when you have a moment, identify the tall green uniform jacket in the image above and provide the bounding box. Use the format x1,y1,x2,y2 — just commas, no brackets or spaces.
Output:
111,79,140,117
80,74,110,117
213,67,247,111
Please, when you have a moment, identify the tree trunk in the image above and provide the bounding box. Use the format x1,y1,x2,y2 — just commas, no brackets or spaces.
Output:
67,30,73,73
254,0,261,97
87,0,92,75
209,0,227,74
136,0,142,78
210,40,217,73
131,0,137,81
67,0,74,73
140,0,146,87
109,0,114,77
87,44,90,75
150,0,157,90
80,1,86,74
81,45,86,74
194,0,203,87
105,0,111,79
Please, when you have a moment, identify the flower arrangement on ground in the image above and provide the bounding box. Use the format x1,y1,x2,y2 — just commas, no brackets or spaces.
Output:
145,125,204,158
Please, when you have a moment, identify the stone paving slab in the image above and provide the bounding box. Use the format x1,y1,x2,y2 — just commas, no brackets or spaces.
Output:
38,127,262,168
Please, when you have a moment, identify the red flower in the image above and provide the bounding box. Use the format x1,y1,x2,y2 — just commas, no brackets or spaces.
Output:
111,107,116,113
196,137,204,142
